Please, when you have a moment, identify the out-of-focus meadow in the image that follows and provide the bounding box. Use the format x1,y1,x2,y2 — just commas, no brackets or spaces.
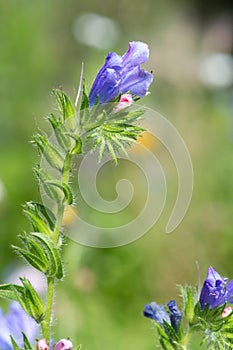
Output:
0,0,232,348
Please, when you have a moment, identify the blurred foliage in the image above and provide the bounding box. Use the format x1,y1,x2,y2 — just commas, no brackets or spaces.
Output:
0,0,232,349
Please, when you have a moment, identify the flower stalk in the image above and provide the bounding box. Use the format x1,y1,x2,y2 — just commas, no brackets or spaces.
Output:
0,41,153,349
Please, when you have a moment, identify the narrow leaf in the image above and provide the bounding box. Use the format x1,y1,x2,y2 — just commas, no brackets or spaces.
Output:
22,333,33,350
19,234,48,263
48,113,74,151
20,278,44,322
80,80,89,111
10,336,21,350
35,167,63,203
53,89,76,121
33,203,56,230
23,210,52,236
45,180,73,205
12,245,48,273
0,284,23,301
31,232,63,279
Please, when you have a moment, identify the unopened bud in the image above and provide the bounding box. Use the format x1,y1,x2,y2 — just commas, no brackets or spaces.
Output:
54,338,73,350
222,306,232,318
114,94,133,112
37,338,49,350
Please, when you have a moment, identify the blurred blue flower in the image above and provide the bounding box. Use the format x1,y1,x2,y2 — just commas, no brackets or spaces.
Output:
143,301,170,325
167,300,182,333
200,266,233,309
0,302,39,349
88,41,153,107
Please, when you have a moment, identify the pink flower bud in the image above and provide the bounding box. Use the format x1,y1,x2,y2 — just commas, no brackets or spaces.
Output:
54,339,73,350
114,94,133,112
37,339,49,350
222,306,232,318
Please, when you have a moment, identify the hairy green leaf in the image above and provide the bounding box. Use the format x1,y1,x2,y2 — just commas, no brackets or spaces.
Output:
53,89,76,122
48,113,74,152
0,284,24,301
31,232,63,279
20,278,44,323
23,210,52,236
19,234,48,262
35,166,64,203
30,202,56,230
12,245,48,273
32,134,64,171
80,80,89,111
45,180,73,205
112,109,145,123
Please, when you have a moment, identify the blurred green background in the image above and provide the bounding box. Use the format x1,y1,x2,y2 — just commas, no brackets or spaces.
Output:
0,0,233,348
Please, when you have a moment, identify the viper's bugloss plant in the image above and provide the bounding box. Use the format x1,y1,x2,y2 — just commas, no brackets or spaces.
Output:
0,41,153,349
143,266,233,349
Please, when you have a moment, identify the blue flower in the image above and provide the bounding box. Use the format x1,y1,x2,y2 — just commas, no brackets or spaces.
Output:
143,302,170,325
199,266,233,309
0,302,39,349
167,300,182,333
88,41,153,107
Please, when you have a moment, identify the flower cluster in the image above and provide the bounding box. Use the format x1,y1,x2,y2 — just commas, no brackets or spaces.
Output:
143,300,182,333
143,266,233,349
88,41,153,107
200,266,233,309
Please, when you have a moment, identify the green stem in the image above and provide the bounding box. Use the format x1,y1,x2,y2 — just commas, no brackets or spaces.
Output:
42,152,73,343
42,277,55,342
53,203,65,243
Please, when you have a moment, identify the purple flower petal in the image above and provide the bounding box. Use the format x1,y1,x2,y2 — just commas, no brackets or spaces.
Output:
122,41,149,67
199,266,232,309
0,302,39,348
143,302,170,325
88,41,153,107
89,68,120,106
167,300,182,333
121,66,153,97
88,52,122,107
0,309,12,349
206,266,227,285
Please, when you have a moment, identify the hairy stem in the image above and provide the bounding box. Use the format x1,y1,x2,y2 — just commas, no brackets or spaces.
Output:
42,152,73,343
42,277,55,342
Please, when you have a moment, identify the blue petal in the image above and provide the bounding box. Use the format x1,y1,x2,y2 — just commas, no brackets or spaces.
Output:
122,41,149,67
200,267,229,309
0,339,12,350
89,68,120,107
0,302,39,348
143,302,170,325
206,266,227,286
0,309,12,348
6,302,38,346
167,300,182,333
89,52,122,107
88,42,153,106
121,67,153,97
226,279,233,303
